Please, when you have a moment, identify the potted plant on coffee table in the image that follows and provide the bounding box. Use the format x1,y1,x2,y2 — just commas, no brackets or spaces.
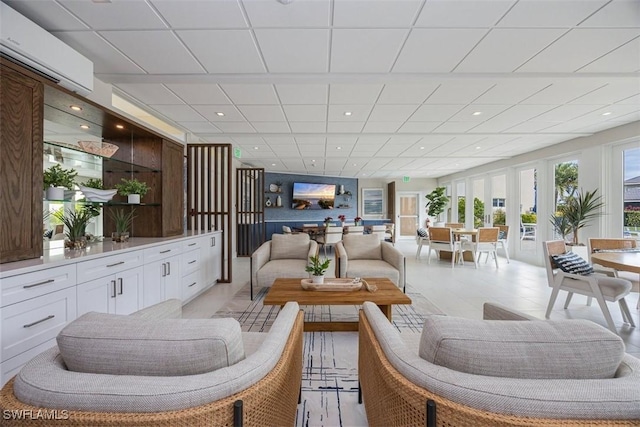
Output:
306,255,331,284
109,208,136,242
114,178,149,204
43,164,77,200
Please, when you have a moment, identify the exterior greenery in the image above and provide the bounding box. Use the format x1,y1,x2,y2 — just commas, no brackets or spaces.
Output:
520,212,537,223
305,255,331,276
43,164,77,189
493,208,506,225
425,187,449,218
115,178,149,197
624,209,640,227
457,197,484,227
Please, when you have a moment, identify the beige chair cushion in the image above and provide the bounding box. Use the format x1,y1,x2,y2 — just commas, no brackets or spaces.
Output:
57,312,245,376
343,234,381,260
270,233,311,260
419,315,624,379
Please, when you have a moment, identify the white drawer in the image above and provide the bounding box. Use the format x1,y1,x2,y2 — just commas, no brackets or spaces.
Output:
181,270,203,302
144,243,181,264
182,238,203,251
1,338,56,386
1,286,76,362
76,250,143,284
181,248,201,275
1,264,76,307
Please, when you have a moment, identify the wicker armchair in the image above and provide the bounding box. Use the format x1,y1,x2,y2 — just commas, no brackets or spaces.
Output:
359,302,640,426
0,301,303,427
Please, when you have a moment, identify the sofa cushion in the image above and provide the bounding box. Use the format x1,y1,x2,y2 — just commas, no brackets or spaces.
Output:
257,259,310,287
270,233,310,260
346,260,399,285
551,251,594,275
343,234,381,260
419,315,624,379
57,312,245,376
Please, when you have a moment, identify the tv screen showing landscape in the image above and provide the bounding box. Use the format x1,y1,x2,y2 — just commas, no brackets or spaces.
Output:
292,182,336,210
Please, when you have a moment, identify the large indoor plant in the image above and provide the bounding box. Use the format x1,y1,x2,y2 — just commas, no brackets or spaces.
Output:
115,178,149,204
305,255,331,284
551,188,604,246
425,186,449,223
43,164,77,200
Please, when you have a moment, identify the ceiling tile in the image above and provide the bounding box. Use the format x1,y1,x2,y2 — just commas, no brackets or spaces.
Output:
283,105,327,122
397,122,442,133
434,122,479,133
580,0,640,27
394,29,487,72
237,105,286,122
333,0,422,27
165,84,231,105
4,0,87,31
215,122,256,133
329,85,384,104
362,122,402,133
531,104,603,122
276,84,328,104
409,104,464,121
518,29,640,72
377,84,440,104
241,0,330,27
470,105,557,132
221,84,279,104
177,30,266,73
331,29,408,73
149,104,205,121
100,30,205,74
115,84,183,104
151,0,247,28
264,136,295,145
415,1,515,27
328,122,366,133
498,0,607,27
368,104,419,122
455,29,566,72
473,80,553,104
505,121,558,132
59,0,166,30
617,93,640,105
192,105,245,121
578,37,640,73
425,81,495,104
448,104,512,122
521,80,607,104
255,29,329,72
327,105,374,121
289,122,327,133
177,121,222,133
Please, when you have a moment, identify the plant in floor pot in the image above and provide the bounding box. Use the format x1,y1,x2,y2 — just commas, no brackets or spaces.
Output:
115,178,149,204
109,208,136,242
43,164,77,200
425,186,449,224
53,209,92,250
556,188,604,246
306,255,331,284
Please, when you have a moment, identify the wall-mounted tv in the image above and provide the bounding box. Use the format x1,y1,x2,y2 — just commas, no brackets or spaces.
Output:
292,182,336,210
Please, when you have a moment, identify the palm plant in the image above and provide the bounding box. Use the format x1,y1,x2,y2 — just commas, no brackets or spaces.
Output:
558,189,605,245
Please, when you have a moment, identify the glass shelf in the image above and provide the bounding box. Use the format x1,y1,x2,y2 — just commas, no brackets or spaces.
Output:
44,199,160,207
44,141,161,173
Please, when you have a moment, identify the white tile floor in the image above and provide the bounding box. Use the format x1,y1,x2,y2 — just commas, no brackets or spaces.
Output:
184,240,640,356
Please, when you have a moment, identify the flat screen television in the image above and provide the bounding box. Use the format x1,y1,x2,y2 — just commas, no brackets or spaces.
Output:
291,182,336,210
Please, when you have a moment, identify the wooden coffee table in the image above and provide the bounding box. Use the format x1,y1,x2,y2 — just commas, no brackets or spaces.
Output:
263,277,412,332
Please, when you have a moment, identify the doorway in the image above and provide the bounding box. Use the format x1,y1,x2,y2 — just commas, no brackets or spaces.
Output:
397,193,420,240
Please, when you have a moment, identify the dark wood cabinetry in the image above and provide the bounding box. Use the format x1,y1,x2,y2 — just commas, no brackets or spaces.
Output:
162,140,184,236
0,62,44,264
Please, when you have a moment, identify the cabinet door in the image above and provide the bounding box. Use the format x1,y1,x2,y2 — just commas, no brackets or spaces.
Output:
211,233,222,282
77,276,116,316
143,259,165,307
162,140,184,236
0,62,44,264
164,254,182,301
114,266,143,315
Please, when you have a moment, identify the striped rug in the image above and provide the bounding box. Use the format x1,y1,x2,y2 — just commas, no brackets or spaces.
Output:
213,284,443,427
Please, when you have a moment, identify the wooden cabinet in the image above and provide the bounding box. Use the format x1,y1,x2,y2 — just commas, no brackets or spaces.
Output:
0,61,44,264
163,140,184,236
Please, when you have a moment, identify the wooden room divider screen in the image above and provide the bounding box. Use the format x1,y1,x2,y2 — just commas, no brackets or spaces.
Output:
236,168,265,257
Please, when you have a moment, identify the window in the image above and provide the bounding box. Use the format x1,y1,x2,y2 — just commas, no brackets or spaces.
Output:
492,198,505,207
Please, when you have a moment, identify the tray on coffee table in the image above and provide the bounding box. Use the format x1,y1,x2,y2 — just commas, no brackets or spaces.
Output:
301,278,363,291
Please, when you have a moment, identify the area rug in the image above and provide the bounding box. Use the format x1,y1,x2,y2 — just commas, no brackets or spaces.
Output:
212,284,444,427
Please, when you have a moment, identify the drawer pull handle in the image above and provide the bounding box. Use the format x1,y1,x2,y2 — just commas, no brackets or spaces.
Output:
188,260,197,264
107,261,125,267
23,279,55,289
188,243,197,246
111,280,117,298
23,315,55,328
118,278,123,295
160,250,171,254
188,282,197,287
162,262,167,277
167,262,171,275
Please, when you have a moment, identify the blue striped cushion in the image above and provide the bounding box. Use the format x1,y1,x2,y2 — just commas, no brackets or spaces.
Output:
551,252,594,275
417,228,428,237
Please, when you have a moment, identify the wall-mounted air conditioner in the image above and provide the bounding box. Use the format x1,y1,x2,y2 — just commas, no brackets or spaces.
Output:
0,2,93,95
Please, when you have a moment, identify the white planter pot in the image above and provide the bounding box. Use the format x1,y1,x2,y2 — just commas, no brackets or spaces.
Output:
128,194,141,204
45,187,65,201
311,275,324,284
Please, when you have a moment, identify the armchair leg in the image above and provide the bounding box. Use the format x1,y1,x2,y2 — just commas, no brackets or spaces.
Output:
595,296,617,333
426,399,436,427
546,287,561,319
233,400,243,427
619,298,636,327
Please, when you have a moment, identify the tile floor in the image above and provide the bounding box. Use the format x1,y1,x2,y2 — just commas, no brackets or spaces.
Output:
184,240,640,356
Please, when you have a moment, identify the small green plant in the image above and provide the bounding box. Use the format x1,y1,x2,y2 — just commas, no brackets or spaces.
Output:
109,208,136,234
425,187,449,218
114,178,149,197
43,164,77,189
305,255,331,277
81,178,103,189
53,209,92,243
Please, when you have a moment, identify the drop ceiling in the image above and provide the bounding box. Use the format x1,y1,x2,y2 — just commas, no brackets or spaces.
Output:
6,0,640,178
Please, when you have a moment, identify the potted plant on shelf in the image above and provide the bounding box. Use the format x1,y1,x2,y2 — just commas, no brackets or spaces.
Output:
425,186,449,225
53,209,92,250
109,208,136,242
114,178,149,204
305,255,331,284
43,164,77,200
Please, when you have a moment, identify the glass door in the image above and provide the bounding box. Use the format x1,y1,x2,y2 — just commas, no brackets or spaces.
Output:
397,193,419,240
516,167,538,261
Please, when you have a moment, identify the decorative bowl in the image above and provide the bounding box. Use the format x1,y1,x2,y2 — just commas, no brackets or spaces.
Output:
78,140,119,158
79,186,117,202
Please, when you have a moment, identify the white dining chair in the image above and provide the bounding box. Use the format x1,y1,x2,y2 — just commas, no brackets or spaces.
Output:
462,227,500,268
316,225,344,257
426,227,462,268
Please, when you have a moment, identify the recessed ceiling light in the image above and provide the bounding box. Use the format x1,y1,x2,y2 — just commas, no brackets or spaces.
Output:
116,124,124,129
602,112,612,116
271,163,276,166
344,112,352,116
216,112,225,116
353,163,357,166
475,146,481,150
70,105,82,111
472,111,482,116
420,146,425,150
80,124,90,129
336,147,341,150
254,146,259,150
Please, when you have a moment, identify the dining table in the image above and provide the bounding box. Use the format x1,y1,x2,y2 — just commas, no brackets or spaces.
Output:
440,228,478,262
591,251,640,274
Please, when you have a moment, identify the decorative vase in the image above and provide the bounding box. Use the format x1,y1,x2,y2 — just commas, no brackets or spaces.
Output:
311,274,324,284
128,194,140,204
45,187,65,201
276,195,282,207
111,231,130,243
265,197,272,207
64,236,87,250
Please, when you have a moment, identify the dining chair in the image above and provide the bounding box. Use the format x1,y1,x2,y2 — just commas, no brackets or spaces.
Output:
370,225,387,241
542,240,634,334
282,225,292,234
316,225,344,257
346,225,364,235
426,227,462,267
461,227,500,268
496,225,510,263
415,227,429,259
520,222,536,240
588,238,639,310
384,223,395,245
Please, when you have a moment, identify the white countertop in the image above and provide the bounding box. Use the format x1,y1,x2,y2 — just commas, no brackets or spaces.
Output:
0,230,222,278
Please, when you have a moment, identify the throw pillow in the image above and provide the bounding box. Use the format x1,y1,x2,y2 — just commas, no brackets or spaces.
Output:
498,230,506,240
58,312,245,376
343,234,382,260
419,315,624,379
270,233,310,260
551,251,594,275
417,228,428,237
